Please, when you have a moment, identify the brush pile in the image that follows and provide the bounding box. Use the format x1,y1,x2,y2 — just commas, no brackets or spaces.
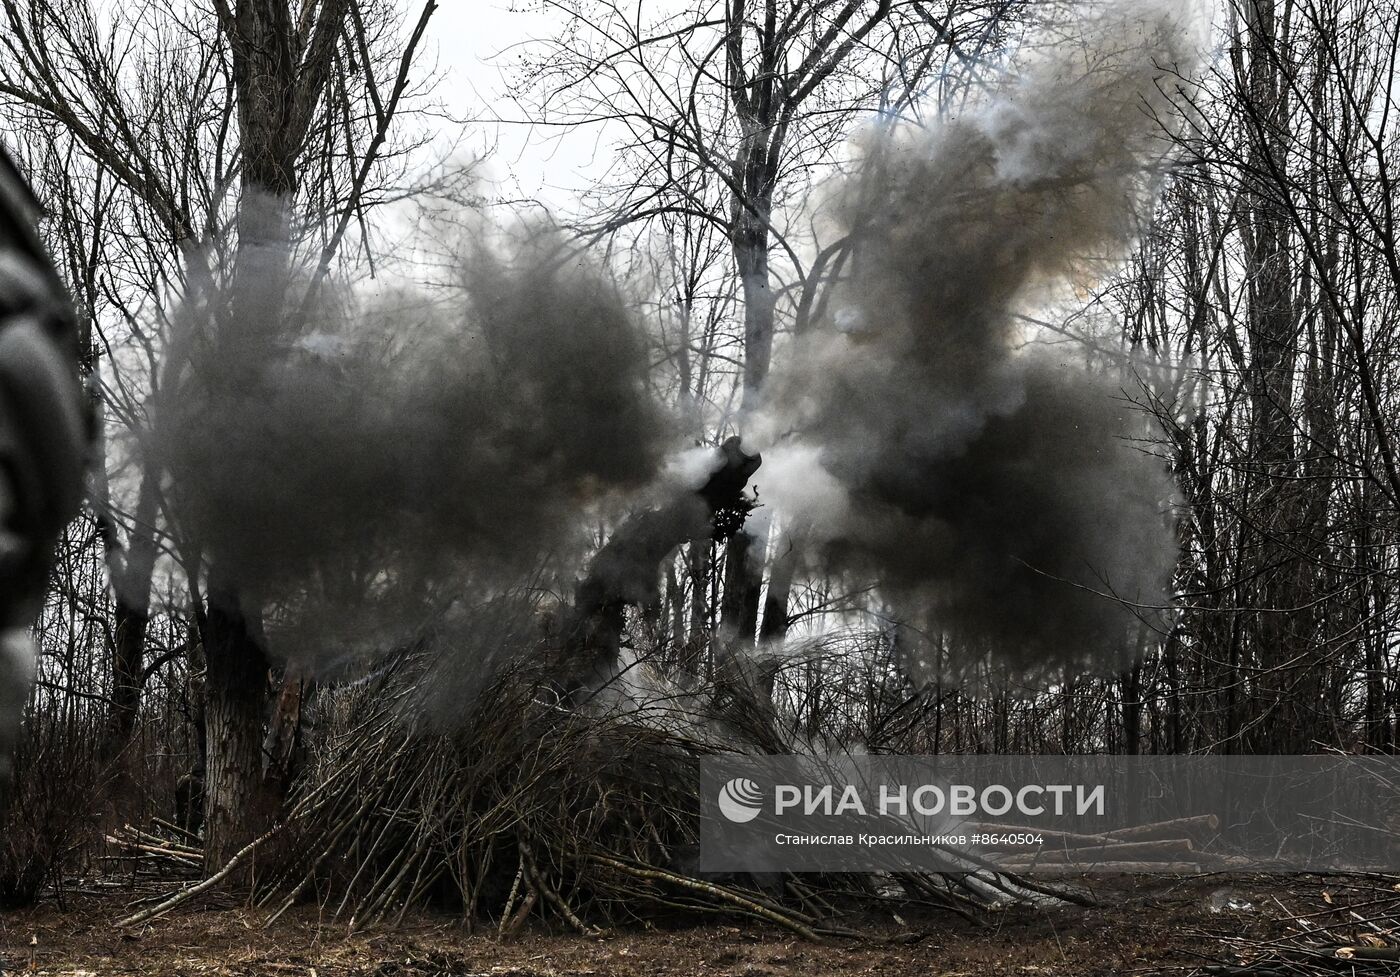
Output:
112,643,1100,935
160,650,1011,937
253,653,714,933
1192,879,1400,975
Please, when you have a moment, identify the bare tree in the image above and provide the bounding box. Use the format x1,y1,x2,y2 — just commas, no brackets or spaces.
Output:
513,0,1017,698
0,0,440,869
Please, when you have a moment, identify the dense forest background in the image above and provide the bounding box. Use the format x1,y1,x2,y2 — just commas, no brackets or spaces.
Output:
1,0,1397,928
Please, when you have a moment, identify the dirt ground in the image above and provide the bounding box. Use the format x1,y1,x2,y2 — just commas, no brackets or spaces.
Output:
0,875,1386,976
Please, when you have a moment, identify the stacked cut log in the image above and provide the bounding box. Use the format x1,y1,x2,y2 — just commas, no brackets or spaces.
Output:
968,814,1246,875
104,821,203,878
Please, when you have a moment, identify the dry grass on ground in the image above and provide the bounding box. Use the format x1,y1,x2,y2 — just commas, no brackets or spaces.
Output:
0,875,1386,976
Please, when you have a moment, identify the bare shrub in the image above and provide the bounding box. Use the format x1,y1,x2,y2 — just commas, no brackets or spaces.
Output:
0,699,101,907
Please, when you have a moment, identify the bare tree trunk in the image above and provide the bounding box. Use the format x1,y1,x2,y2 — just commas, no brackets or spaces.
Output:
720,202,775,649
721,525,764,650
103,477,159,754
1120,664,1142,756
198,0,348,871
750,534,796,699
716,0,895,658
686,541,711,674
733,203,776,408
200,577,279,871
1236,0,1313,754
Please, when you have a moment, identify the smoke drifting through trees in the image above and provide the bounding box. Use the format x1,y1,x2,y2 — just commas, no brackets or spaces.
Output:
756,0,1200,679
150,2,1198,689
154,220,673,670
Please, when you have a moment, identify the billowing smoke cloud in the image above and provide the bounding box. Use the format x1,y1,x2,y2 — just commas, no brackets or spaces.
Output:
154,220,672,670
756,0,1200,678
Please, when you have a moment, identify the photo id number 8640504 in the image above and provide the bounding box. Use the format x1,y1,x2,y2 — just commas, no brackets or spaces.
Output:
971,833,1043,847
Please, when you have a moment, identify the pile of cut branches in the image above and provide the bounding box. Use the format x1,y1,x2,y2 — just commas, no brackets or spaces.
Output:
117,646,1084,935
104,822,202,879
1188,879,1400,974
241,651,1009,936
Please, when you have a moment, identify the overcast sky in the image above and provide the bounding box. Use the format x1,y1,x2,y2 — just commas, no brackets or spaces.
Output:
410,0,625,210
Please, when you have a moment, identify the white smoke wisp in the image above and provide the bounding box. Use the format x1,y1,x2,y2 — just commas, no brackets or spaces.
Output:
757,442,853,535
751,0,1204,681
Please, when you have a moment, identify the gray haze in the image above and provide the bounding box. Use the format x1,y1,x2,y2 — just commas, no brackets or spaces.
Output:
153,0,1197,681
154,221,671,669
757,0,1200,678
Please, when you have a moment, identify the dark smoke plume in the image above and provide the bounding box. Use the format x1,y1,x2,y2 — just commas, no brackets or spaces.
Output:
154,220,672,671
755,0,1201,679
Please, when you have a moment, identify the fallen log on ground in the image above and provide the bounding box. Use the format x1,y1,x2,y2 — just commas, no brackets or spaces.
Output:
993,837,1200,864
1100,813,1220,843
994,859,1239,876
972,826,1138,852
966,813,1222,850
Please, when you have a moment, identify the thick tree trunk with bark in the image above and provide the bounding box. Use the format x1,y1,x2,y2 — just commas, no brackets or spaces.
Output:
106,601,149,749
200,579,279,872
194,0,350,871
